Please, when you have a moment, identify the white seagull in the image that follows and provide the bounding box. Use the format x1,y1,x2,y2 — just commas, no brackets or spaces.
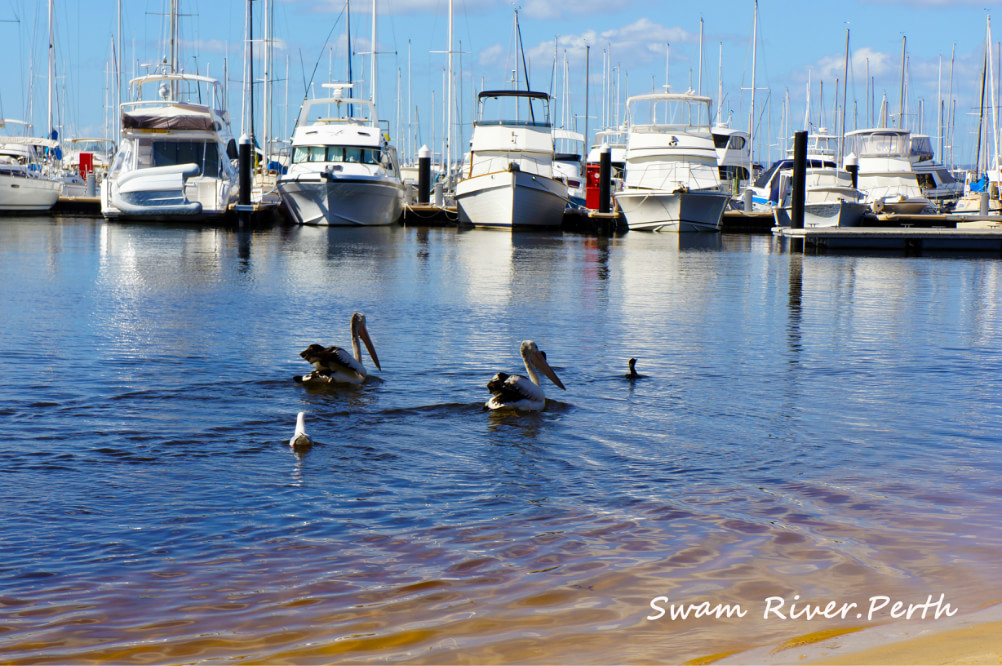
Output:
485,340,566,412
290,411,312,448
296,312,381,386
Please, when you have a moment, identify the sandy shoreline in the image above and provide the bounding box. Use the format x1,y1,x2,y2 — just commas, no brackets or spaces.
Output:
709,602,1002,665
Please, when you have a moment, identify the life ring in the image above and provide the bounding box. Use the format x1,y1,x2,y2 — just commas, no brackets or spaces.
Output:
872,199,885,214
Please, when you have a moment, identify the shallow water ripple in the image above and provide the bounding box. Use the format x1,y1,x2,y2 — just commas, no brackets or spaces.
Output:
1,219,1001,663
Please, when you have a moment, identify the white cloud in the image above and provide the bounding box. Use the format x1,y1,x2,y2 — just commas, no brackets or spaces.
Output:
478,43,505,69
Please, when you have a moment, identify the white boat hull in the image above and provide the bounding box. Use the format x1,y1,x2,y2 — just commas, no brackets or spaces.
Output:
278,176,404,226
455,170,567,228
615,189,729,232
102,164,236,221
773,200,868,228
0,173,61,212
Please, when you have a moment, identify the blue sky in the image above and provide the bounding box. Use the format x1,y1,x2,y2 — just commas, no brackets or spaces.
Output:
3,0,998,167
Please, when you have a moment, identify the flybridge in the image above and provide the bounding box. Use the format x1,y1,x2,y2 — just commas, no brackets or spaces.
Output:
474,90,552,128
296,84,378,128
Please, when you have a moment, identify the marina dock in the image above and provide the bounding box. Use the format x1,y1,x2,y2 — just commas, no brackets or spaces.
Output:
775,223,1002,253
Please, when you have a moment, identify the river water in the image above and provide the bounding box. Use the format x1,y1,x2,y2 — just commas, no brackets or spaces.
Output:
1,216,1001,664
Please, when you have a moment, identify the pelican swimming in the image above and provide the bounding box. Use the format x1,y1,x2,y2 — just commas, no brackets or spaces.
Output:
485,340,565,412
290,411,312,448
296,312,381,386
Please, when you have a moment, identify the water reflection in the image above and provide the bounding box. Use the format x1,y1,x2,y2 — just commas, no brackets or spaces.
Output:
786,252,803,358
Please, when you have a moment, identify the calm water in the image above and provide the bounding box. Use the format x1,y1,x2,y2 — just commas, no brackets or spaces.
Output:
2,216,1001,664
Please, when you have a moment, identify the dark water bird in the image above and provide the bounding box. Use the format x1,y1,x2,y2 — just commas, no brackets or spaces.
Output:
289,411,313,448
296,312,381,386
485,340,565,412
626,357,644,380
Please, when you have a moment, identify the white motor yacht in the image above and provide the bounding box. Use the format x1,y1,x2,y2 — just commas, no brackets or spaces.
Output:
614,92,730,232
278,84,404,226
101,72,238,221
843,128,931,214
455,90,567,228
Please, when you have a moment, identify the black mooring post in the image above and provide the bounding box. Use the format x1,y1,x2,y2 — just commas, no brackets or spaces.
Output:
791,130,807,230
418,145,431,205
238,134,252,226
598,143,611,214
845,154,859,189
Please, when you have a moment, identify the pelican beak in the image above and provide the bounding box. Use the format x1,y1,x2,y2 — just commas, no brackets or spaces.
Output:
357,319,381,371
533,348,565,390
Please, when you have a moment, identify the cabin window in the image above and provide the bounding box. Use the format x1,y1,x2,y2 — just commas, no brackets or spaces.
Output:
292,146,327,163
152,140,219,177
292,146,381,165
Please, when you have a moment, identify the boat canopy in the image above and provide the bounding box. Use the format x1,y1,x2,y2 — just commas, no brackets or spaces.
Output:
122,105,219,131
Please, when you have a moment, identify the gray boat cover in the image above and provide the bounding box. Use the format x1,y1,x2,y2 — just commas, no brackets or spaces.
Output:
122,104,219,131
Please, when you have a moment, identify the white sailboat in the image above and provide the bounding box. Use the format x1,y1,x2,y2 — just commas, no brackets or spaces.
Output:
614,92,730,232
455,90,568,228
277,84,404,226
100,2,238,221
0,122,61,212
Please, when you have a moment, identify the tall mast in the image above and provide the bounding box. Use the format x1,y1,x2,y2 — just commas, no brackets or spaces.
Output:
697,18,703,97
170,0,179,74
47,0,54,138
840,28,849,162
947,44,955,166
748,0,757,180
446,0,453,182
263,0,272,173
937,55,943,161
898,35,906,128
989,15,998,171
716,41,723,125
370,0,377,109
117,0,122,142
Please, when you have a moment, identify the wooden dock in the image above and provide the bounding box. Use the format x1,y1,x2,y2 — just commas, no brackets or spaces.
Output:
54,196,101,215
775,224,1002,254
402,203,458,226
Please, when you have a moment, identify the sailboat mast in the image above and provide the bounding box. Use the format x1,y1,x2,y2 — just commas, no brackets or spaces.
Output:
170,0,179,74
698,18,703,97
748,0,757,179
47,0,54,138
446,0,453,183
717,41,722,125
840,28,849,162
898,35,906,128
263,0,272,173
989,16,998,171
937,55,943,161
371,0,377,110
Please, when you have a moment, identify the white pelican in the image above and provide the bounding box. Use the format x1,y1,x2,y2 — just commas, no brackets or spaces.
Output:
485,340,565,412
296,312,381,386
290,412,312,448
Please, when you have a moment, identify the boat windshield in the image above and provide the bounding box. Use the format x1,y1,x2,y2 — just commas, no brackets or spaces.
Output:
292,146,382,165
476,93,551,128
628,96,712,132
848,131,910,157
152,140,220,177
